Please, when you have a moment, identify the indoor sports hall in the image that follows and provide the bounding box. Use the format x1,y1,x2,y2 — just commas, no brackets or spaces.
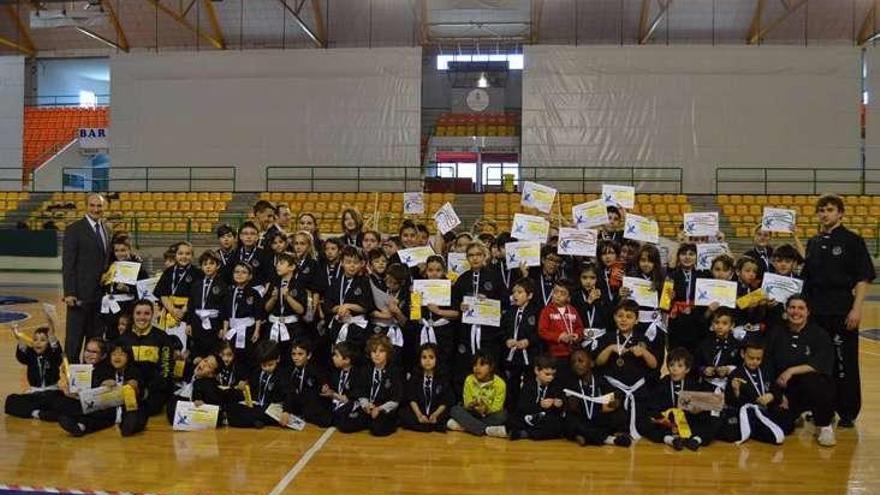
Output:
1,1,880,494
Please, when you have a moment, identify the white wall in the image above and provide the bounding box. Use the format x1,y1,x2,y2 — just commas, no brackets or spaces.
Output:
35,58,110,105
523,46,861,193
111,48,421,191
0,57,24,190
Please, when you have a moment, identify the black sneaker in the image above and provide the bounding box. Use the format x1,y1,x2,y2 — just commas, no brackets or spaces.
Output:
253,420,265,429
58,416,85,437
838,418,855,428
509,429,528,441
614,434,632,447
684,438,701,451
671,437,684,451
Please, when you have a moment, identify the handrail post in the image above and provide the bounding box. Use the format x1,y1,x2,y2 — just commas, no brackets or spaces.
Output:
145,167,150,191
763,169,767,195
357,167,361,193
310,167,315,192
188,167,193,192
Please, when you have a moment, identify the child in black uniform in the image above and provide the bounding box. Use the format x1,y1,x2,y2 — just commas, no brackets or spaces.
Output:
264,252,308,365
101,234,150,341
324,246,374,355
400,343,454,432
322,342,357,426
371,263,410,367
501,278,541,409
337,334,403,436
58,343,148,437
216,341,247,389
186,250,227,359
226,340,285,428
593,299,662,440
695,308,741,390
507,354,565,441
215,224,238,284
165,355,227,427
563,348,631,447
642,348,720,451
572,263,612,353
667,243,708,353
720,340,794,445
4,320,63,419
409,256,459,374
281,339,332,428
223,261,265,369
154,241,203,334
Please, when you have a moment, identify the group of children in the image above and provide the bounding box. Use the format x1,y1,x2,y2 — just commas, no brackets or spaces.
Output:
3,197,844,448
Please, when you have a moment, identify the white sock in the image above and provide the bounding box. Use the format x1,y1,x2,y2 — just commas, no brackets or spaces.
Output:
31,410,40,419
604,436,616,445
664,435,675,446
692,436,702,445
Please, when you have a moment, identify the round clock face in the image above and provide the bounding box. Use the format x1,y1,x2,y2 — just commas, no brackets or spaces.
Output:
466,88,490,112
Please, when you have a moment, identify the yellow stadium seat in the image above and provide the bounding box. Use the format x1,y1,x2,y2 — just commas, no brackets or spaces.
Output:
742,195,755,205
729,195,741,205
179,201,191,211
780,195,793,205
667,204,680,215
721,205,735,216
676,195,687,204
748,205,761,216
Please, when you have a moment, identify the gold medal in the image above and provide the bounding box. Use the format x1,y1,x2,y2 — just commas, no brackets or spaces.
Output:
616,357,625,367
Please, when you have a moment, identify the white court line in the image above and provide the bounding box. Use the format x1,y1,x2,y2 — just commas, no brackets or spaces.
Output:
267,427,336,495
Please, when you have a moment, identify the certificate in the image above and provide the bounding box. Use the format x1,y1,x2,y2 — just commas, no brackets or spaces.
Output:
462,296,501,327
683,212,719,237
403,192,425,215
434,202,461,235
761,207,796,233
397,246,435,267
172,401,220,431
447,252,470,276
412,279,452,306
265,403,306,430
505,241,541,268
623,213,659,244
79,385,124,414
696,243,730,270
572,199,609,229
511,213,550,243
761,273,804,304
622,276,659,308
136,276,160,301
602,184,635,209
113,261,141,285
694,279,738,308
557,228,598,257
521,181,557,214
68,364,93,394
678,390,725,413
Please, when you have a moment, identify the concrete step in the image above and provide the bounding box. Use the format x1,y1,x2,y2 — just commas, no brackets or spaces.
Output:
453,194,485,230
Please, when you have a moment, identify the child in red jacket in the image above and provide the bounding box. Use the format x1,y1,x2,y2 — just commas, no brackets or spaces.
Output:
539,279,585,380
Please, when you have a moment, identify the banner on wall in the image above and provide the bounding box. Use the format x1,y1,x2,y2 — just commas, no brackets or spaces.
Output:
78,128,109,151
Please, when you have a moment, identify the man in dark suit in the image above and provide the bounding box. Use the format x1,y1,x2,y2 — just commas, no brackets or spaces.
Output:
62,193,110,362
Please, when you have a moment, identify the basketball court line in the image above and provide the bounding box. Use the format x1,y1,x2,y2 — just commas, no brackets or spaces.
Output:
266,427,336,495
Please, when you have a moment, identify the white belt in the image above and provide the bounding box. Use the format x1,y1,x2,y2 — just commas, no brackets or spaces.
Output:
268,314,299,342
419,318,450,346
100,294,135,314
605,376,646,440
469,324,481,354
195,309,220,331
732,324,760,341
226,317,256,349
736,404,785,445
707,377,728,391
175,381,194,400
374,322,404,348
639,310,666,342
336,315,368,344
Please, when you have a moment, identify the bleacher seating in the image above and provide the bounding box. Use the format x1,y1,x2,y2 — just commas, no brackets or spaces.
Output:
0,192,30,221
30,192,231,234
23,107,110,177
260,192,455,234
483,193,692,238
433,113,518,137
717,194,879,240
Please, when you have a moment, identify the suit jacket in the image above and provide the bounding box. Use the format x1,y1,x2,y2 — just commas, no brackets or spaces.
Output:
62,216,110,303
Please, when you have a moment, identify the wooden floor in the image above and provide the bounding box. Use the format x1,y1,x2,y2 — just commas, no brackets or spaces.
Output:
2,274,880,495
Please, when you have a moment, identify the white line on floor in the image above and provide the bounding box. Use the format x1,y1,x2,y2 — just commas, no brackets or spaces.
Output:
266,427,336,495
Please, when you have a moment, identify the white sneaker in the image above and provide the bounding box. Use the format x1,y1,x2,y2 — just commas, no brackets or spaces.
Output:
446,419,464,432
817,426,836,447
485,425,508,438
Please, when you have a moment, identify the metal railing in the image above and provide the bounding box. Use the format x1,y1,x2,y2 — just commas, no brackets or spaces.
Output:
25,95,111,107
0,168,35,191
487,166,684,193
265,166,423,192
715,167,880,195
61,166,237,192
